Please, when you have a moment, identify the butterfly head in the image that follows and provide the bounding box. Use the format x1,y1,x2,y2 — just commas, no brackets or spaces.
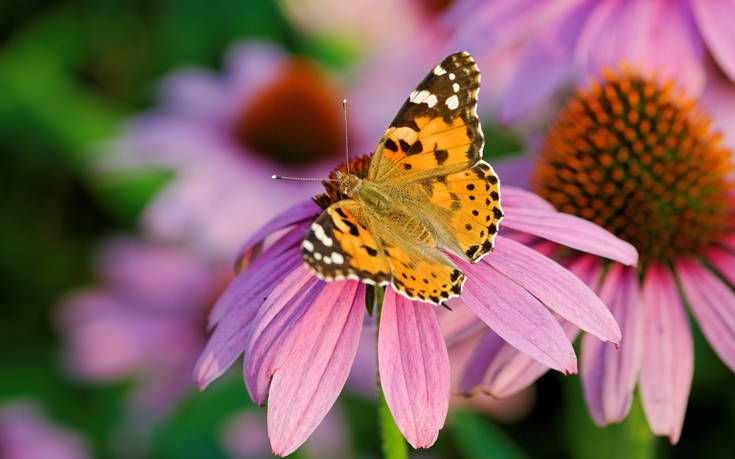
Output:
335,170,362,197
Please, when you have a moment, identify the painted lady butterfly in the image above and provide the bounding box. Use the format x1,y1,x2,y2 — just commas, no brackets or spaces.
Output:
301,52,503,305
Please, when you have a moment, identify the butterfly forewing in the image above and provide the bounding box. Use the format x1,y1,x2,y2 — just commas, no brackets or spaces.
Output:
368,52,483,183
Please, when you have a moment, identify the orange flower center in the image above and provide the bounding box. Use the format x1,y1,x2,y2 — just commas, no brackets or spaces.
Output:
232,58,344,165
532,70,734,263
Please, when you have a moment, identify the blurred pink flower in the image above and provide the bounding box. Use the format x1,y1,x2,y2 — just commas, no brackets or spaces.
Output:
57,237,229,430
194,154,635,455
460,70,735,443
0,401,91,459
109,41,346,259
445,0,735,145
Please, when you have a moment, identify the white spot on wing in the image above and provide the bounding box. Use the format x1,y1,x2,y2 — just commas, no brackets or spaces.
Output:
449,73,455,80
410,90,430,103
331,252,345,264
446,95,459,110
302,240,314,252
311,223,333,247
452,83,460,92
433,65,446,75
425,94,438,108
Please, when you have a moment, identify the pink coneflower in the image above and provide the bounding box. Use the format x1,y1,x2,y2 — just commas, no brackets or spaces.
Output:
57,237,229,433
445,0,735,145
456,69,735,443
109,41,346,259
0,401,91,459
195,153,636,455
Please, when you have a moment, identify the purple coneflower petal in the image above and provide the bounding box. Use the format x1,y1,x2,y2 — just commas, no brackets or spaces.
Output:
501,0,594,123
243,265,326,403
706,246,735,286
689,0,735,82
209,225,306,328
500,185,555,210
458,317,579,398
639,263,693,444
581,264,643,425
485,235,622,344
455,256,577,373
378,289,449,449
676,258,735,371
234,199,320,268
267,281,365,456
501,205,638,265
194,237,305,389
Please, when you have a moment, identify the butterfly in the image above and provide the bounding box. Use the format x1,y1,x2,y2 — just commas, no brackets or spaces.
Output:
301,52,503,305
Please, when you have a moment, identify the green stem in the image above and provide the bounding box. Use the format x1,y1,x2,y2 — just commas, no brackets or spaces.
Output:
375,288,408,459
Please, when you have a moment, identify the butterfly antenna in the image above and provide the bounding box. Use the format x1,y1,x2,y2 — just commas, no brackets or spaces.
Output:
343,98,350,175
272,175,338,182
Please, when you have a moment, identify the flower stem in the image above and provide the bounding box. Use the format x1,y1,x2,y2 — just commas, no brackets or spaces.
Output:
375,288,408,459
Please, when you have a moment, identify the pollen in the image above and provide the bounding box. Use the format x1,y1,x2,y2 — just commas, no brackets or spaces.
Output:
314,154,372,209
532,70,734,263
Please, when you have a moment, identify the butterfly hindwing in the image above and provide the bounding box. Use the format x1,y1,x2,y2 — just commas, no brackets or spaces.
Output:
369,52,483,183
301,200,391,284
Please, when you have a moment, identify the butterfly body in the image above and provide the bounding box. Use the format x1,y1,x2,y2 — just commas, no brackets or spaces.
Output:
301,52,503,305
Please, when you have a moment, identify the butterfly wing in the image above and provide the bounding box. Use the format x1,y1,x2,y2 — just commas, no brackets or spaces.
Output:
301,200,391,284
368,51,483,183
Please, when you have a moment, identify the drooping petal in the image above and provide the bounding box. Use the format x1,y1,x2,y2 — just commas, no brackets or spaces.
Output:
455,257,577,373
378,289,450,449
581,264,643,425
194,244,304,389
242,266,326,403
500,206,638,266
500,185,556,211
690,0,735,83
676,258,735,371
639,264,693,444
234,200,320,269
208,225,307,328
706,246,735,286
267,281,365,456
501,0,595,122
459,318,579,398
484,235,621,343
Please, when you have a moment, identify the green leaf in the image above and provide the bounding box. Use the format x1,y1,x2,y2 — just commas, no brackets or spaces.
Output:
377,382,409,459
563,377,656,459
450,410,527,459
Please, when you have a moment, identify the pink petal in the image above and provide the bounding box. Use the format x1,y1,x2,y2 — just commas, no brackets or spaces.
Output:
459,318,579,398
563,253,603,289
501,0,595,122
208,225,307,328
500,185,555,211
485,235,621,343
194,246,304,390
581,264,643,425
500,206,638,266
242,266,327,403
267,281,365,456
576,0,704,95
706,246,735,286
639,264,693,444
378,289,450,449
455,257,577,373
234,200,320,270
690,0,735,83
676,258,735,371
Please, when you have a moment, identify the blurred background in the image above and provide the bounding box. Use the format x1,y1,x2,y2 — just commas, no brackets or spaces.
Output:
1,1,734,458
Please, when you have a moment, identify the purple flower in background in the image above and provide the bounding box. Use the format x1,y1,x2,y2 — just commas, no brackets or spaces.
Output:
445,0,735,146
459,69,735,442
110,42,346,259
0,401,91,459
194,153,635,455
57,237,229,432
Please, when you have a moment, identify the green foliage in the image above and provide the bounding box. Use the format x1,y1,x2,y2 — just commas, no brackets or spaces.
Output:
450,410,527,459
